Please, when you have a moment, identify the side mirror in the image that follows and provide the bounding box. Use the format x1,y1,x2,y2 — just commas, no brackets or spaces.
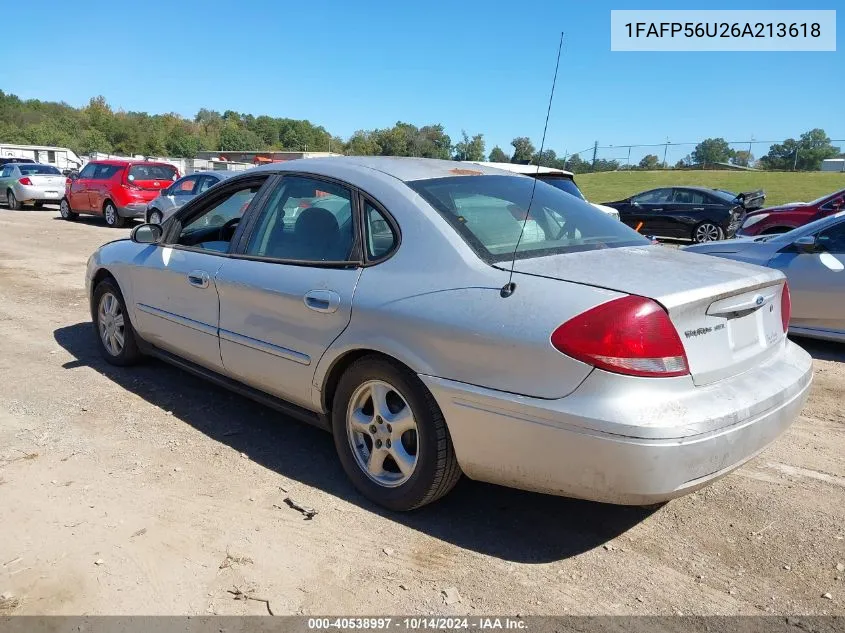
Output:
793,235,817,253
131,223,163,244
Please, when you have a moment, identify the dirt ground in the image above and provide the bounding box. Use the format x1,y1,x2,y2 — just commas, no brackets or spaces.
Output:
0,208,843,616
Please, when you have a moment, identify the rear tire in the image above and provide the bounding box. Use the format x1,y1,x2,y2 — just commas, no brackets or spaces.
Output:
60,198,78,220
92,279,141,366
103,201,125,227
692,222,723,243
6,190,21,210
331,356,461,511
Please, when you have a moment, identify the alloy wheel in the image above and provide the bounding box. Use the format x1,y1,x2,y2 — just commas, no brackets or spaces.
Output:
105,203,117,225
346,380,419,487
60,200,70,218
695,223,722,243
98,292,126,357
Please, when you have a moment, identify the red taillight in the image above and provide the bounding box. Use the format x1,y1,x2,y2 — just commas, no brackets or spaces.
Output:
65,178,72,187
551,296,689,378
781,282,791,333
18,177,32,186
121,183,141,191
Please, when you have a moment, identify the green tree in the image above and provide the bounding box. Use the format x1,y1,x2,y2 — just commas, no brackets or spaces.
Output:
531,149,557,167
488,146,509,162
638,154,661,170
219,123,262,151
453,131,485,161
346,130,381,155
731,150,754,167
691,138,735,165
510,137,535,164
416,124,452,159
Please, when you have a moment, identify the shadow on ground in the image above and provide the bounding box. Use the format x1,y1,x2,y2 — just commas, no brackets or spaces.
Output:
50,214,140,229
791,336,845,362
54,322,654,563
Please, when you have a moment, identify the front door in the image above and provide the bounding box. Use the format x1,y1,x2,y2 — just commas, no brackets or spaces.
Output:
624,188,673,236
69,163,97,212
771,218,845,334
216,175,362,409
129,177,270,371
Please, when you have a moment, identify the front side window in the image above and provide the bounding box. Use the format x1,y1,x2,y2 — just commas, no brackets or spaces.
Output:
816,221,845,253
174,176,199,195
411,175,647,262
78,163,97,179
245,176,355,262
632,189,672,204
176,182,263,251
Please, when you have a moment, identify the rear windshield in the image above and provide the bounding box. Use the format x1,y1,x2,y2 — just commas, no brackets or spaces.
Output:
410,175,649,263
538,176,586,201
711,189,740,204
128,164,178,181
19,164,61,175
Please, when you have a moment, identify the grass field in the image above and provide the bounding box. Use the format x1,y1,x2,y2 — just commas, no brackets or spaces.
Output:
577,170,845,207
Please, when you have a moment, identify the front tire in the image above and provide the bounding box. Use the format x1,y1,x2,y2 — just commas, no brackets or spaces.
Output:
332,356,461,511
92,279,141,366
60,198,78,220
7,190,21,210
104,201,125,227
692,222,723,243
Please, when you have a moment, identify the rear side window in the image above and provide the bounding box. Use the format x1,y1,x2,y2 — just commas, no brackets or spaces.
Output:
410,175,647,263
365,202,397,259
93,165,123,180
128,164,178,182
672,189,708,205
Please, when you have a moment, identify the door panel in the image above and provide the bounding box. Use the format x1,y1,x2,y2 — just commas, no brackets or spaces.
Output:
130,246,226,370
216,262,361,408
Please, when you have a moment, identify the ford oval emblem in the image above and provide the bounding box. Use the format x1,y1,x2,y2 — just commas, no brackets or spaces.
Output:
755,295,765,307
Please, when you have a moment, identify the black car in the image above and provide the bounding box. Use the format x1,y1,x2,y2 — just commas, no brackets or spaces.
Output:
603,186,747,243
0,157,35,167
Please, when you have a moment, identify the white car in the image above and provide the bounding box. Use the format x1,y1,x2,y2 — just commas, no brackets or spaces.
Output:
0,163,66,209
469,162,620,220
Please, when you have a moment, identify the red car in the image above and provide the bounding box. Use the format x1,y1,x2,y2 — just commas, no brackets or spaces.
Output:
737,187,845,237
60,160,180,227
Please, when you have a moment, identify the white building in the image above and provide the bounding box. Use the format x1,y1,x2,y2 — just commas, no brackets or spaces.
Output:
821,158,845,172
86,152,252,175
0,144,84,170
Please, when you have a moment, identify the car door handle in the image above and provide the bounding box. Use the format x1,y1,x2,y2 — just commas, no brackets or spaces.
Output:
692,207,705,210
304,289,341,313
652,208,663,211
187,270,210,288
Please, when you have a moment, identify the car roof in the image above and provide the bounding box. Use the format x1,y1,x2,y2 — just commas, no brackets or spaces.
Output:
87,159,175,167
247,156,549,182
469,161,575,177
184,170,233,179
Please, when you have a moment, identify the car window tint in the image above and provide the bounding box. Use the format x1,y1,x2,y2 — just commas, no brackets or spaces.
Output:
245,176,354,262
0,166,11,178
78,164,97,179
197,176,218,193
175,177,198,195
18,164,61,176
671,189,708,204
817,221,845,253
632,189,672,204
365,202,397,259
94,165,121,180
177,184,261,246
411,175,647,262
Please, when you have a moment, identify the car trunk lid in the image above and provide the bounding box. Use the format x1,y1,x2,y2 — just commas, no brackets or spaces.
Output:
24,174,66,189
503,245,787,386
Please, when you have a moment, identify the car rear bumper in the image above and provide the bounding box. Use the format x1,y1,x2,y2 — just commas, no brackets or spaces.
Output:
12,183,64,202
117,202,148,218
420,339,812,505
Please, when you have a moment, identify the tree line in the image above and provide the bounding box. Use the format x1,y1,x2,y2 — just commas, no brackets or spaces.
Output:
0,91,839,171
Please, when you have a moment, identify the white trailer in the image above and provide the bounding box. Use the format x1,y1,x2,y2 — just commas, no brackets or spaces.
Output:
0,144,83,171
821,158,845,172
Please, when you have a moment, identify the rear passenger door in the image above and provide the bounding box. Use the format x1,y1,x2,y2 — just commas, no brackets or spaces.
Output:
665,188,710,238
215,174,364,409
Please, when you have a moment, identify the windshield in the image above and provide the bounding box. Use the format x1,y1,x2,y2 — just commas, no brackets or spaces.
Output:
539,176,586,201
128,164,178,181
410,175,649,263
807,188,845,206
18,164,61,175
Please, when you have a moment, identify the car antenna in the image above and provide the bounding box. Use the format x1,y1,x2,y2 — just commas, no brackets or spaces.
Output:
501,31,564,299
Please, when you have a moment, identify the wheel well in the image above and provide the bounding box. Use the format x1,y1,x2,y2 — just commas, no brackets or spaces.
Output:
103,199,114,211
90,269,117,317
321,349,414,413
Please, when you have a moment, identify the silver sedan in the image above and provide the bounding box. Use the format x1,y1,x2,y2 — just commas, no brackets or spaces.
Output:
85,157,812,510
686,211,845,342
145,171,233,224
0,163,66,209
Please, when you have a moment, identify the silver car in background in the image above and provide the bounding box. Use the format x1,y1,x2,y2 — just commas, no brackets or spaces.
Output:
0,163,66,209
145,171,233,224
85,157,812,511
686,211,845,342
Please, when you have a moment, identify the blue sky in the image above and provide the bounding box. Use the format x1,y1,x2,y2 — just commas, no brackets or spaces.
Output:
2,0,842,163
